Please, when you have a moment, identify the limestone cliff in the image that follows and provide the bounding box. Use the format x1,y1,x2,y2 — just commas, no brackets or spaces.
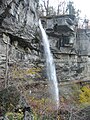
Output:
0,0,39,39
0,1,90,119
0,0,41,89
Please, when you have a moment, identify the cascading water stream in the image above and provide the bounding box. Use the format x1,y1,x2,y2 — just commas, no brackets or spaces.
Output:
39,20,59,109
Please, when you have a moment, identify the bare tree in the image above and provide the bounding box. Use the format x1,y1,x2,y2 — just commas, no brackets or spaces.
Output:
57,1,66,15
3,33,10,88
43,0,49,16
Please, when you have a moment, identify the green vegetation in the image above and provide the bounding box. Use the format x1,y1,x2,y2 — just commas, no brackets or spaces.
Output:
11,64,42,79
79,85,90,106
0,86,20,116
5,112,23,120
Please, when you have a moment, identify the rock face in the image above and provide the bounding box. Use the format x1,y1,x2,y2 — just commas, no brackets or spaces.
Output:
0,2,48,116
76,29,90,56
0,0,47,112
0,1,90,119
0,0,40,89
1,1,90,88
0,0,39,39
41,15,90,82
0,0,40,58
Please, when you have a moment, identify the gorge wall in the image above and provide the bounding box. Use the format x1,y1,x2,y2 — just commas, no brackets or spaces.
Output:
41,15,90,83
0,0,41,89
0,1,90,119
0,0,90,98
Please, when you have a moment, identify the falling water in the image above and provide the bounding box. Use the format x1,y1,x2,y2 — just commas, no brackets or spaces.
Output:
39,20,59,109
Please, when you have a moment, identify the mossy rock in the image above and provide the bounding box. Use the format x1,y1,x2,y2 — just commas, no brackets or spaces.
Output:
0,86,20,116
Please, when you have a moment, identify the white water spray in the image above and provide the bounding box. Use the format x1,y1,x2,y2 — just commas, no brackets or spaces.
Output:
39,20,59,109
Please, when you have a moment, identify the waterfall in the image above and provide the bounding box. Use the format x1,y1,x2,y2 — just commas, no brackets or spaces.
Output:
39,20,59,109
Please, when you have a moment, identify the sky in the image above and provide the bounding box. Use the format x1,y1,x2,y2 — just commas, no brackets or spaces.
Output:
40,0,90,19
73,0,90,19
